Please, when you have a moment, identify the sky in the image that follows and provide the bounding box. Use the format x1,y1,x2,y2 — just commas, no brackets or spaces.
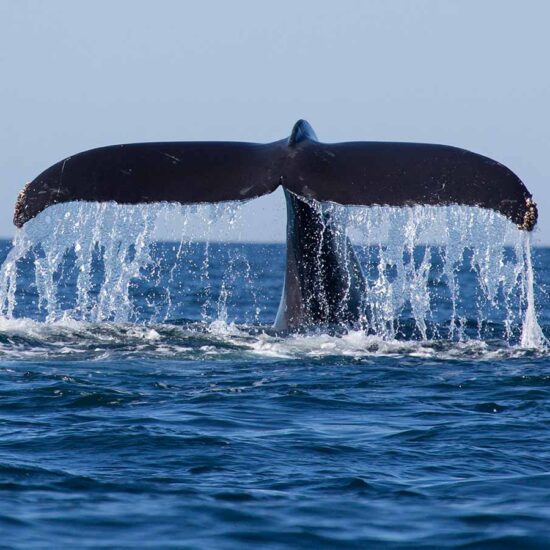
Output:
1,0,549,243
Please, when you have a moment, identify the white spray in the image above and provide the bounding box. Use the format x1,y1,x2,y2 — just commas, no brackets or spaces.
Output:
0,201,545,348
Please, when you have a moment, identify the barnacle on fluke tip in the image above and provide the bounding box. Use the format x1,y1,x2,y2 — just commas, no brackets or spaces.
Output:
519,197,538,231
13,182,31,229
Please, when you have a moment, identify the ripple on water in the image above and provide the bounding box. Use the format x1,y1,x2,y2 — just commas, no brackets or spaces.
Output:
0,230,548,547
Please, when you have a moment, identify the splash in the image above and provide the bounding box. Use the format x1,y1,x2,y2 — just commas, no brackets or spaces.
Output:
0,200,546,349
0,201,248,324
337,203,547,347
520,232,546,348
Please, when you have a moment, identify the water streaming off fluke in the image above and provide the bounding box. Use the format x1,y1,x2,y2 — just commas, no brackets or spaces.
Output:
0,200,546,349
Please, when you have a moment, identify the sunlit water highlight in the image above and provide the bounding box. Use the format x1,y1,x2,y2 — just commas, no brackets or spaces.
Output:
0,202,549,548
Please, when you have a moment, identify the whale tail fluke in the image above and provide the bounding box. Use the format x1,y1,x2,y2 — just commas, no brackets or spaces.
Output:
13,119,537,231
11,120,539,330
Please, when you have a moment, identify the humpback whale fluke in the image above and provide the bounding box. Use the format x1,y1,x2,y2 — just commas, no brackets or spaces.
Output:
13,119,537,230
12,120,538,329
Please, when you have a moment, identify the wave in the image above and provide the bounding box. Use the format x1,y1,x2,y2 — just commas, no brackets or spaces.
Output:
0,317,547,363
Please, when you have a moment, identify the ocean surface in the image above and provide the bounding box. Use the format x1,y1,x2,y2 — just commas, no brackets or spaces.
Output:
0,204,549,549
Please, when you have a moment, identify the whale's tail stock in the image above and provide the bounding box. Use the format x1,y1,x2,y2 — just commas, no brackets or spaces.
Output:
12,120,538,329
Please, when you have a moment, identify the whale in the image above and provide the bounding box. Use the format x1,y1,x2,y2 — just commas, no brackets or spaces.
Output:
274,122,366,330
273,187,366,331
12,120,538,330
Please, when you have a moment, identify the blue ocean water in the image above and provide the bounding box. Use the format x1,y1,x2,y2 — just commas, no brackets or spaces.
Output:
0,212,549,548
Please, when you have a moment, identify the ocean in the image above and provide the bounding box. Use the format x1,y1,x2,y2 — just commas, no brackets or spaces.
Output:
0,203,549,549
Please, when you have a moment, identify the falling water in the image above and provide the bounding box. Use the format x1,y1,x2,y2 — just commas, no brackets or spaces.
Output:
0,200,546,348
338,203,546,346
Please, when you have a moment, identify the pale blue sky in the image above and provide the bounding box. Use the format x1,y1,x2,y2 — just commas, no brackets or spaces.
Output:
1,0,549,242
